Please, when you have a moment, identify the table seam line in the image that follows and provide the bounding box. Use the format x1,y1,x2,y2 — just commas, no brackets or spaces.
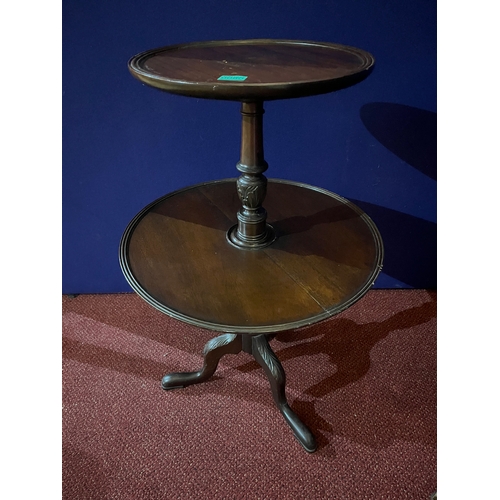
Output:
200,183,328,314
262,248,328,313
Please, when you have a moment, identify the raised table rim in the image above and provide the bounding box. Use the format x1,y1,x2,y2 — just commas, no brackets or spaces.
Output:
128,39,375,101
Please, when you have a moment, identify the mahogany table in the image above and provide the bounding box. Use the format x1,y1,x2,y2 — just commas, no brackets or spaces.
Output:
120,40,384,453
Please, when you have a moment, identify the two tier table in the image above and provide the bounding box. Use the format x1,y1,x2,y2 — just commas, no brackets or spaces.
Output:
120,39,384,453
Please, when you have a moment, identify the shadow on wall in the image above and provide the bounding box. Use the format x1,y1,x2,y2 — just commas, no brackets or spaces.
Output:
350,200,436,289
360,102,437,181
358,102,437,288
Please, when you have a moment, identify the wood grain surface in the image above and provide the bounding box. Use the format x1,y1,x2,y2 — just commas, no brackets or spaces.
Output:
128,39,374,101
120,180,383,333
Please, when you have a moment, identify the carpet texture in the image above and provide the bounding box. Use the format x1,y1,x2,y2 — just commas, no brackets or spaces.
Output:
62,290,436,499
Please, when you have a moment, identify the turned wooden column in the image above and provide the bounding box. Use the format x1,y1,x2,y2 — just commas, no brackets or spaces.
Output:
227,101,276,249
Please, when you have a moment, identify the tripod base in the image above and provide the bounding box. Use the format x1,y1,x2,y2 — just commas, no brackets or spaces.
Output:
162,333,317,453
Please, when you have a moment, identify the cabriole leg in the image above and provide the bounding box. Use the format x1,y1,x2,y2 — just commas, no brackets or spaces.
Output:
161,333,242,390
251,334,317,453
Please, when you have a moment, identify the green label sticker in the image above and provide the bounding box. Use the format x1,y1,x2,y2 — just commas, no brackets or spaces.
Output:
217,75,248,81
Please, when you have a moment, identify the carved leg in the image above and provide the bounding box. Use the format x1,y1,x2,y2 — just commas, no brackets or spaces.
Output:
162,333,242,390
251,335,317,453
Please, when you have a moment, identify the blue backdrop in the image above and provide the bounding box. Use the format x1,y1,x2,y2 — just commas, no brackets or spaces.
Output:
62,0,436,293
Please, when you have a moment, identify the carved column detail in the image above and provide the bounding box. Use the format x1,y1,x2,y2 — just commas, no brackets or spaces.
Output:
227,101,276,249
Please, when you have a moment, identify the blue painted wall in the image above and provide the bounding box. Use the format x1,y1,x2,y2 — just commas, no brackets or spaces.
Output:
63,0,436,293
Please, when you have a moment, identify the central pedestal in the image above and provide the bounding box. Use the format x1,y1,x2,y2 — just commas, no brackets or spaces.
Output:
227,101,276,249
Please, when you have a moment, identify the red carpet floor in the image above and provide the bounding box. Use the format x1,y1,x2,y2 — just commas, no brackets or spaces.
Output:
62,290,436,499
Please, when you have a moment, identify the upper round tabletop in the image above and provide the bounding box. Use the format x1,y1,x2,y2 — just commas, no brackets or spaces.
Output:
128,39,374,101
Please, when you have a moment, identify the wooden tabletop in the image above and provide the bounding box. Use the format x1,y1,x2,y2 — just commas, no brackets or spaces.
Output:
120,180,383,334
128,39,374,101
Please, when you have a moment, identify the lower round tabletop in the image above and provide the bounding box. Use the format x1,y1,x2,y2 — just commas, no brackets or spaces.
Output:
120,178,383,334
